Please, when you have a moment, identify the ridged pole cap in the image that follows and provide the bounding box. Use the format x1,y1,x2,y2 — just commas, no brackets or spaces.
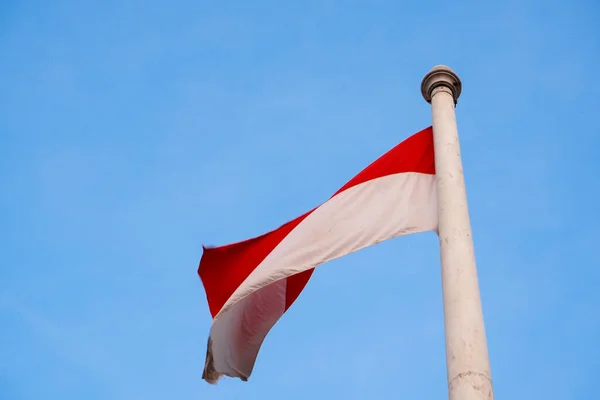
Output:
421,65,462,104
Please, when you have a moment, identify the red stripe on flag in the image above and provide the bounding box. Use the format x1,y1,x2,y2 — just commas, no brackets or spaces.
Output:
198,126,434,319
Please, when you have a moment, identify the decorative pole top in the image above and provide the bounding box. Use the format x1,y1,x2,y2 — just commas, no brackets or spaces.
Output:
421,65,462,104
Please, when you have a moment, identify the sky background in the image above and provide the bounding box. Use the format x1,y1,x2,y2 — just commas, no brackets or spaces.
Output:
1,0,599,399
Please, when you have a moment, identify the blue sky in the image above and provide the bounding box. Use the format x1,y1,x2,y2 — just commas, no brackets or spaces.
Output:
1,0,599,399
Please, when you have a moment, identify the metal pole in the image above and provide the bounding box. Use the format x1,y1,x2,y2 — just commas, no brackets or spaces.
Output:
421,65,494,400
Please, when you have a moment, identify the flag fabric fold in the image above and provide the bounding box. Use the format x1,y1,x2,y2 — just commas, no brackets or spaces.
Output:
198,126,438,383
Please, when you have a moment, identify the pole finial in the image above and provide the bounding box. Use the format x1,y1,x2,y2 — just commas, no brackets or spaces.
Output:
421,65,462,104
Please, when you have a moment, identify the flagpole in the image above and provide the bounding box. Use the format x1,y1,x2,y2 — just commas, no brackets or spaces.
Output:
421,66,494,400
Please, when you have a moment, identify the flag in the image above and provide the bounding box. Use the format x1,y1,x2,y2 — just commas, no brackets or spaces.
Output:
198,126,438,383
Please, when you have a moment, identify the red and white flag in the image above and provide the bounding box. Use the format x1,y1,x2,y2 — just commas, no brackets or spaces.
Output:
198,127,438,383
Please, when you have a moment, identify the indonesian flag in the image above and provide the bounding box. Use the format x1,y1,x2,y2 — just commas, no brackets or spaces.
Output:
199,127,437,383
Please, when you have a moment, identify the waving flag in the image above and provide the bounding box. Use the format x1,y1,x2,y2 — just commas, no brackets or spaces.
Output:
198,126,437,383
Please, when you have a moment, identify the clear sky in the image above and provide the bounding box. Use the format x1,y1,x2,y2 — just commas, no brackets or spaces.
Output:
1,0,599,399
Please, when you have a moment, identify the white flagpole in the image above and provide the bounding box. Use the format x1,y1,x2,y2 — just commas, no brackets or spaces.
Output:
421,66,494,400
